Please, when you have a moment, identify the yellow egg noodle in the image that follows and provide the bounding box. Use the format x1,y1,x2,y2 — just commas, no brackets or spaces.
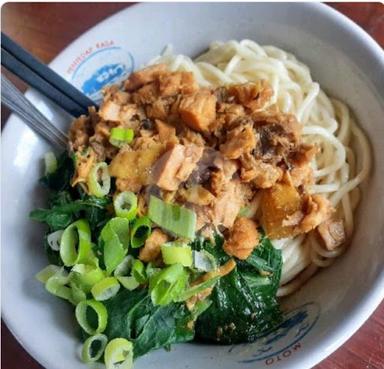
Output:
149,39,371,296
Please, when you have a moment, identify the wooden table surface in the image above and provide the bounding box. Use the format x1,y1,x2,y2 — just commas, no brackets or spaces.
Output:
1,3,384,369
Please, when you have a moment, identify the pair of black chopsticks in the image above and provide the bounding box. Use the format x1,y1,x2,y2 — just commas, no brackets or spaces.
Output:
1,32,97,117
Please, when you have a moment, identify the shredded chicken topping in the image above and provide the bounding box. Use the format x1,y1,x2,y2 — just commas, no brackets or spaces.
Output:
68,64,345,258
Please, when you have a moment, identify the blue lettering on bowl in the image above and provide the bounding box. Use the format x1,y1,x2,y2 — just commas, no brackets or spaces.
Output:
81,63,127,96
233,302,320,363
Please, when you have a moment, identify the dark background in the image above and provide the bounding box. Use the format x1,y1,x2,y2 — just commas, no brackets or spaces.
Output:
1,3,384,369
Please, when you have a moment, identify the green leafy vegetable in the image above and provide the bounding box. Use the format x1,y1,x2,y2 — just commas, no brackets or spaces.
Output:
103,289,195,358
30,193,111,234
40,151,74,191
194,235,282,344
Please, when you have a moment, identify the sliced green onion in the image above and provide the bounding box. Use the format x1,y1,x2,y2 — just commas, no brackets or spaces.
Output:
87,162,111,198
149,263,188,306
146,262,161,278
35,265,61,283
132,259,146,284
161,242,192,267
113,191,138,220
109,127,134,148
81,334,108,363
130,216,151,248
47,230,64,251
193,250,217,272
100,218,130,274
69,282,87,305
71,264,105,293
104,338,133,369
45,268,72,300
148,196,196,239
60,219,93,266
113,255,135,277
91,277,120,301
44,151,57,175
75,300,108,335
176,276,220,302
117,276,140,291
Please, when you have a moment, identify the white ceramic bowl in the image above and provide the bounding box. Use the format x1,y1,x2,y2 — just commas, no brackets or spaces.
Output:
2,3,384,369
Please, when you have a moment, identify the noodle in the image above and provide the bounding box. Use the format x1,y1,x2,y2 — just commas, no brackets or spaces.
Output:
149,40,371,296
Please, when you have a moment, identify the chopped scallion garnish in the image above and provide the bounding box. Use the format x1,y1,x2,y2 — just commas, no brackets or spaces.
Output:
132,259,146,284
91,277,121,301
161,242,192,267
148,196,196,239
71,264,105,293
75,300,108,335
104,338,133,369
100,218,130,274
117,276,140,291
149,263,188,306
44,151,57,175
130,216,151,248
60,219,93,267
87,162,111,198
81,334,108,363
113,191,138,220
109,127,134,148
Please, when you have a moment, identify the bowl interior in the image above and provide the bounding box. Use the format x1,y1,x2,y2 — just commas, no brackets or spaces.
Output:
2,3,384,369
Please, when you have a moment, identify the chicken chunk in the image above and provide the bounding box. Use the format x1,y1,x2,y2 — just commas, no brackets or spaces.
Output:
178,185,215,206
155,119,178,144
152,144,204,191
71,148,96,187
132,82,159,105
210,158,239,195
139,229,169,262
124,64,167,91
240,154,282,188
180,128,206,147
228,81,273,111
253,112,301,162
223,217,260,260
220,123,256,159
211,180,247,228
99,100,121,121
98,100,137,124
179,90,217,132
288,144,317,187
299,195,334,234
317,219,346,250
158,71,198,97
69,115,93,150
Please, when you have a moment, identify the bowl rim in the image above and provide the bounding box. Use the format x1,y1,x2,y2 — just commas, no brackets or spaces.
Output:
2,3,384,369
